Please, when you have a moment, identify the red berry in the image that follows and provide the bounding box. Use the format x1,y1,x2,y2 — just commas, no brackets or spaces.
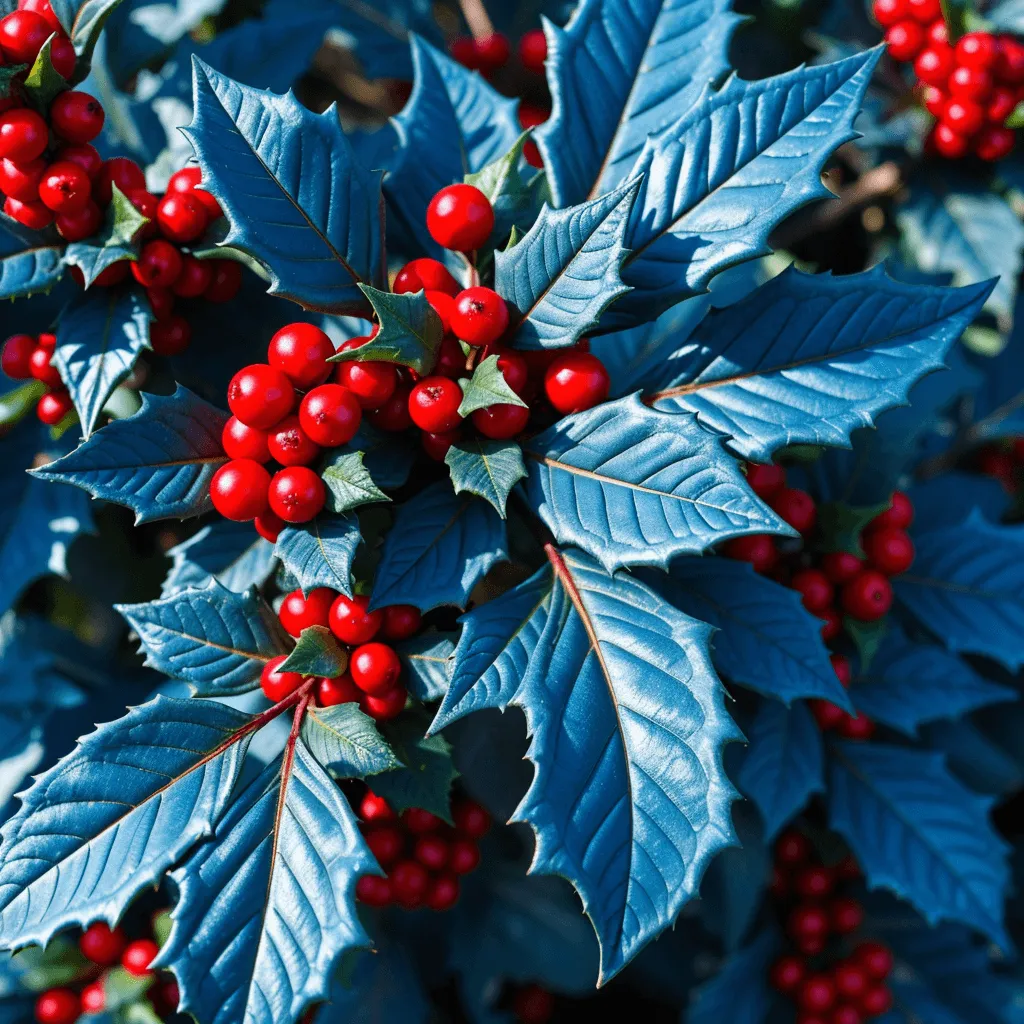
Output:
55,200,102,241
832,1006,862,1024
834,961,869,1000
494,350,529,394
721,534,778,572
360,791,395,821
336,358,398,410
448,837,481,875
544,351,610,414
132,239,183,289
254,510,284,543
49,35,76,80
57,143,102,180
204,260,242,302
351,641,402,695
841,569,893,621
268,323,334,389
932,120,970,157
222,417,270,463
0,109,49,163
795,865,835,899
317,673,360,707
838,712,876,741
379,604,421,641
279,587,336,636
408,376,464,433
414,834,449,871
811,699,847,731
820,606,843,642
355,873,392,906
770,955,806,993
29,346,61,389
2,334,36,379
329,594,382,645
907,0,940,20
921,84,948,117
209,459,271,521
298,383,363,447
986,86,1017,122
172,256,213,298
914,43,955,85
426,183,494,252
860,985,893,1016
390,859,430,908
260,655,303,702
927,19,949,45
512,986,554,1024
268,465,325,523
393,257,460,296
93,158,146,205
776,829,811,865
50,91,105,144
425,289,456,333
770,487,817,533
450,287,509,346
799,975,837,1014
788,904,830,943
474,32,510,69
150,315,191,357
519,27,547,71
36,389,73,425
33,989,80,1024
745,462,786,497
92,262,129,287
157,191,208,243
79,922,126,965
368,383,414,431
450,35,481,68
884,21,925,62
19,0,63,34
830,897,864,934
974,124,1015,160
425,873,460,911
4,194,53,228
830,653,852,688
453,799,491,839
0,156,45,202
122,938,159,976
790,568,834,614
821,551,863,584
228,364,295,430
942,98,985,135
167,165,222,219
472,403,530,439
268,415,321,467
949,65,993,100
80,981,104,1015
404,807,443,833
862,526,914,575
0,10,52,64
954,33,997,71
364,823,404,866
996,36,1024,84
856,942,894,979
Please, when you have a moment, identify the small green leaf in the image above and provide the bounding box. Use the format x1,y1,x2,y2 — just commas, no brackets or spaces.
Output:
278,625,349,678
818,501,889,555
12,936,89,989
23,35,67,111
846,617,888,672
101,966,154,1010
301,703,402,779
121,1003,164,1024
1006,101,1024,130
1,380,46,428
321,450,389,514
0,63,28,100
372,713,458,823
445,436,526,518
63,185,150,287
456,354,528,418
151,909,173,948
327,285,443,375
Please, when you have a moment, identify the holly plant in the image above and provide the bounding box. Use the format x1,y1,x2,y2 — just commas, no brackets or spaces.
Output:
2,0,1024,1023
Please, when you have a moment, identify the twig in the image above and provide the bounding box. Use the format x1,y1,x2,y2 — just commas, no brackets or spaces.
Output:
458,0,495,39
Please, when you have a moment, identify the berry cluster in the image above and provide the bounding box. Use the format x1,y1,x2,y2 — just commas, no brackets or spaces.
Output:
722,465,917,739
353,789,491,911
33,918,177,1024
209,185,611,530
262,589,420,722
449,26,547,77
873,0,1022,159
1,330,73,424
770,831,894,1024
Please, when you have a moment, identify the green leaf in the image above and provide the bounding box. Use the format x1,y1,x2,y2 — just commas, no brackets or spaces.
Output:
11,936,89,989
845,617,888,671
1006,100,1024,129
456,354,528,418
0,380,45,429
321,451,389,514
445,436,526,518
0,63,28,99
327,285,443,375
101,966,153,1011
61,0,128,69
372,714,457,823
818,501,889,555
63,185,150,287
22,35,68,111
151,909,173,949
301,703,401,779
278,625,349,679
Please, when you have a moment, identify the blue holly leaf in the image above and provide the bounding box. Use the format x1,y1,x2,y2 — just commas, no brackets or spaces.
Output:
828,741,1010,947
736,700,824,841
895,511,1024,670
49,0,126,62
158,739,376,1024
643,557,850,706
537,0,741,208
30,387,229,524
523,395,791,573
0,221,63,301
301,703,400,780
162,521,277,598
339,420,417,490
898,172,1024,321
685,928,778,1024
275,515,360,597
183,58,385,314
397,632,455,702
646,267,994,461
116,581,288,696
851,626,1015,736
384,37,521,258
445,437,526,518
370,482,507,613
906,473,1010,534
494,178,640,350
966,315,1024,440
433,546,742,980
0,695,253,949
610,49,880,325
922,717,1024,798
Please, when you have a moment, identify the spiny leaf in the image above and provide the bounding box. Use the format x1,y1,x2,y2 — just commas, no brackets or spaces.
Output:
279,625,349,679
321,450,389,515
828,741,1010,948
53,287,152,438
646,267,994,460
372,715,456,823
0,221,64,300
275,515,359,597
29,386,229,523
434,546,741,980
52,0,128,64
162,520,276,598
495,178,640,350
22,35,68,110
63,185,151,288
817,501,891,556
522,394,791,572
456,355,528,417
0,695,253,949
370,482,507,612
183,58,385,314
537,0,742,208
301,703,401,780
445,436,526,518
327,286,443,375
0,63,28,98
116,581,288,696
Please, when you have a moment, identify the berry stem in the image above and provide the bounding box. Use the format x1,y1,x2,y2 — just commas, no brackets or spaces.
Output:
457,0,495,40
